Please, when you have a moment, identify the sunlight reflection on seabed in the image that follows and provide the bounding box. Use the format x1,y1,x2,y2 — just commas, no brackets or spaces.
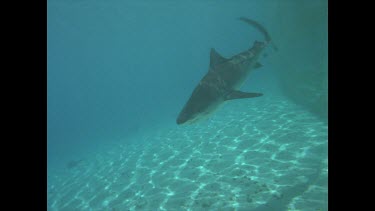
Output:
47,96,327,211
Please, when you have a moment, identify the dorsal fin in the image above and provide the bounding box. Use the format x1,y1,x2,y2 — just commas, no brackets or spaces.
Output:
210,48,228,68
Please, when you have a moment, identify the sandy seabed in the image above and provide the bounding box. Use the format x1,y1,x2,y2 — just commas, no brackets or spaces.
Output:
48,95,327,211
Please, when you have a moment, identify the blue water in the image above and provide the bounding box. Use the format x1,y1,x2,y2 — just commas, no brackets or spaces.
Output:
48,0,327,210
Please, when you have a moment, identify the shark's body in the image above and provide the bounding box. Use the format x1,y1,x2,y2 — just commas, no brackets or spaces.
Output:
176,17,275,125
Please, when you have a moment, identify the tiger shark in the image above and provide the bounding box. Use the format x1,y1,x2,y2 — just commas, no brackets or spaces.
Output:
176,17,276,125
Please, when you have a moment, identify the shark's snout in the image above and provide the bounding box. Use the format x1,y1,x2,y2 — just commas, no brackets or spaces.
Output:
176,113,188,125
176,118,184,125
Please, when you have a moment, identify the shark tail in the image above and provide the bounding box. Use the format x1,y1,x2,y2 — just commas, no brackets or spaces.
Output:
238,17,278,51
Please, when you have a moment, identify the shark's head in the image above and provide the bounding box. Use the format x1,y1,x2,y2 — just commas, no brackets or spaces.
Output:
177,83,223,125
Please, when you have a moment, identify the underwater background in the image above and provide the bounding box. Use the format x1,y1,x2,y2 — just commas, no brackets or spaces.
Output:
47,0,328,210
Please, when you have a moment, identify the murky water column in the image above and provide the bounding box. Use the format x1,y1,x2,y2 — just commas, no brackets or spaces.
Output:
270,0,328,121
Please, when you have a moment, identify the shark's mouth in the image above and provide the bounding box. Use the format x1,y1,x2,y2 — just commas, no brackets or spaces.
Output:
181,103,224,125
177,113,202,125
177,113,204,125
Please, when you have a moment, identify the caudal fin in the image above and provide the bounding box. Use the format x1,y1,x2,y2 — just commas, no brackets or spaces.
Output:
238,17,278,51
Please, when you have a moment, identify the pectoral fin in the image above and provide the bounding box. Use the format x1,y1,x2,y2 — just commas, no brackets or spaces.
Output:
225,90,263,101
